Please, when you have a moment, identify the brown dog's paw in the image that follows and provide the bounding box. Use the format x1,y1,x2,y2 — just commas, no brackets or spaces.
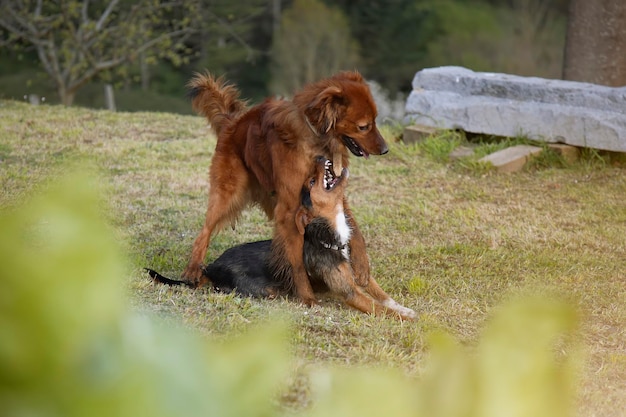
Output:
181,263,209,288
301,296,319,307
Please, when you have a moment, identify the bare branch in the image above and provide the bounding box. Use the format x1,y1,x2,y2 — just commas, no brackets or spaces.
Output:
35,39,62,89
96,0,119,31
1,3,38,41
133,28,193,55
82,0,89,25
68,55,127,91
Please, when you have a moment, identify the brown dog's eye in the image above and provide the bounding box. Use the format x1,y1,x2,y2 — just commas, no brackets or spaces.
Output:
358,124,370,132
310,178,316,187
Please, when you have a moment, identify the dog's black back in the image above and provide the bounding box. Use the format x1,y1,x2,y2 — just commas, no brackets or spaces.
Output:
147,219,344,298
204,240,282,297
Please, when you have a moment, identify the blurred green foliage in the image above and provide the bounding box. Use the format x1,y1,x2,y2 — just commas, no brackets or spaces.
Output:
1,169,582,417
0,0,568,110
0,171,291,417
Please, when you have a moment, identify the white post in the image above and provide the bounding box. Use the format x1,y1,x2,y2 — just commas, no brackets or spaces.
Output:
104,84,116,111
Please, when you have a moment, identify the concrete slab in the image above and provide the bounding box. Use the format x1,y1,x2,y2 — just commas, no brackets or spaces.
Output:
479,145,543,173
403,124,439,144
449,145,475,160
547,144,580,163
405,66,626,153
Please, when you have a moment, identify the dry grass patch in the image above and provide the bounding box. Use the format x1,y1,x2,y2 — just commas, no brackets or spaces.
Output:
1,100,625,416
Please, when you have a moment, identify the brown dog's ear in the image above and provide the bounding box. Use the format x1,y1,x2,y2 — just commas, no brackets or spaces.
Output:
333,70,364,83
305,86,343,134
295,207,311,235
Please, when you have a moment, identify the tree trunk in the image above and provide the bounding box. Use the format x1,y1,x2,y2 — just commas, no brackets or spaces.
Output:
272,0,281,37
58,84,75,106
562,0,626,86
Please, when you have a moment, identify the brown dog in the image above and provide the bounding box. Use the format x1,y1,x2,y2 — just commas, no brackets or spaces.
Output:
184,71,388,306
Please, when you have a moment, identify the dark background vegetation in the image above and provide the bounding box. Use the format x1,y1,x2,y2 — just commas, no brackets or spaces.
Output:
0,0,573,113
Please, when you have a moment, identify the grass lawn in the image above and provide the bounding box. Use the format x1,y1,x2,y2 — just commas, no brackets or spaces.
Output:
1,99,625,416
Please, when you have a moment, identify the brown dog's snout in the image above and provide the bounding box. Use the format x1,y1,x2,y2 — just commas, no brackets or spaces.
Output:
379,141,389,155
373,128,389,155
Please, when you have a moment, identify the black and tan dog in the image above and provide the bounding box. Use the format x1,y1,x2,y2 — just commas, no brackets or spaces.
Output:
147,157,415,320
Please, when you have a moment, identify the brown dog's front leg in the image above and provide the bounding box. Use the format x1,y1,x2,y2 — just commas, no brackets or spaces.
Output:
272,202,317,306
293,263,317,306
344,200,370,287
182,227,212,287
272,237,317,306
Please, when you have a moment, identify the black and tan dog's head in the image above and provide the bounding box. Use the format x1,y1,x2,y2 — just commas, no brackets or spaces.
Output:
296,156,348,235
297,71,388,157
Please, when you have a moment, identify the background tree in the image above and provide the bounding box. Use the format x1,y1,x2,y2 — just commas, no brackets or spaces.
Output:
0,0,201,105
494,0,567,78
333,0,568,94
333,0,435,94
423,0,566,80
562,0,626,86
0,0,572,112
189,0,271,101
270,0,359,95
421,1,502,73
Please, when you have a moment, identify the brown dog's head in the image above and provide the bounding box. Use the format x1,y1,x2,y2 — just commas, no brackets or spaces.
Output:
297,71,389,157
296,156,348,235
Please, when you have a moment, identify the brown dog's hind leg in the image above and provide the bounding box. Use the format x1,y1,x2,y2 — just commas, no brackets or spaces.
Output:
272,201,317,306
271,236,316,306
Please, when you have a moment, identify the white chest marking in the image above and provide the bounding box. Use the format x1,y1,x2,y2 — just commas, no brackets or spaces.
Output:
335,204,351,259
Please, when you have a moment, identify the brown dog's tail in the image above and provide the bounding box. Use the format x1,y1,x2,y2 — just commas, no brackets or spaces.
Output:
187,72,248,137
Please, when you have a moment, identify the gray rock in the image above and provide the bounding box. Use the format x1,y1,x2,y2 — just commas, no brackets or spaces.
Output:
404,66,626,152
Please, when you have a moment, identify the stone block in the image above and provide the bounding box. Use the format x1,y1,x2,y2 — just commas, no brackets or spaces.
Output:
449,145,475,160
479,145,543,173
403,124,439,144
405,66,626,153
547,144,580,163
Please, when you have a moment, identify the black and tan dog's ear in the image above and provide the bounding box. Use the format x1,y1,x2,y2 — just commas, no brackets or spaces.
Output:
295,207,312,235
305,86,344,134
297,187,314,235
